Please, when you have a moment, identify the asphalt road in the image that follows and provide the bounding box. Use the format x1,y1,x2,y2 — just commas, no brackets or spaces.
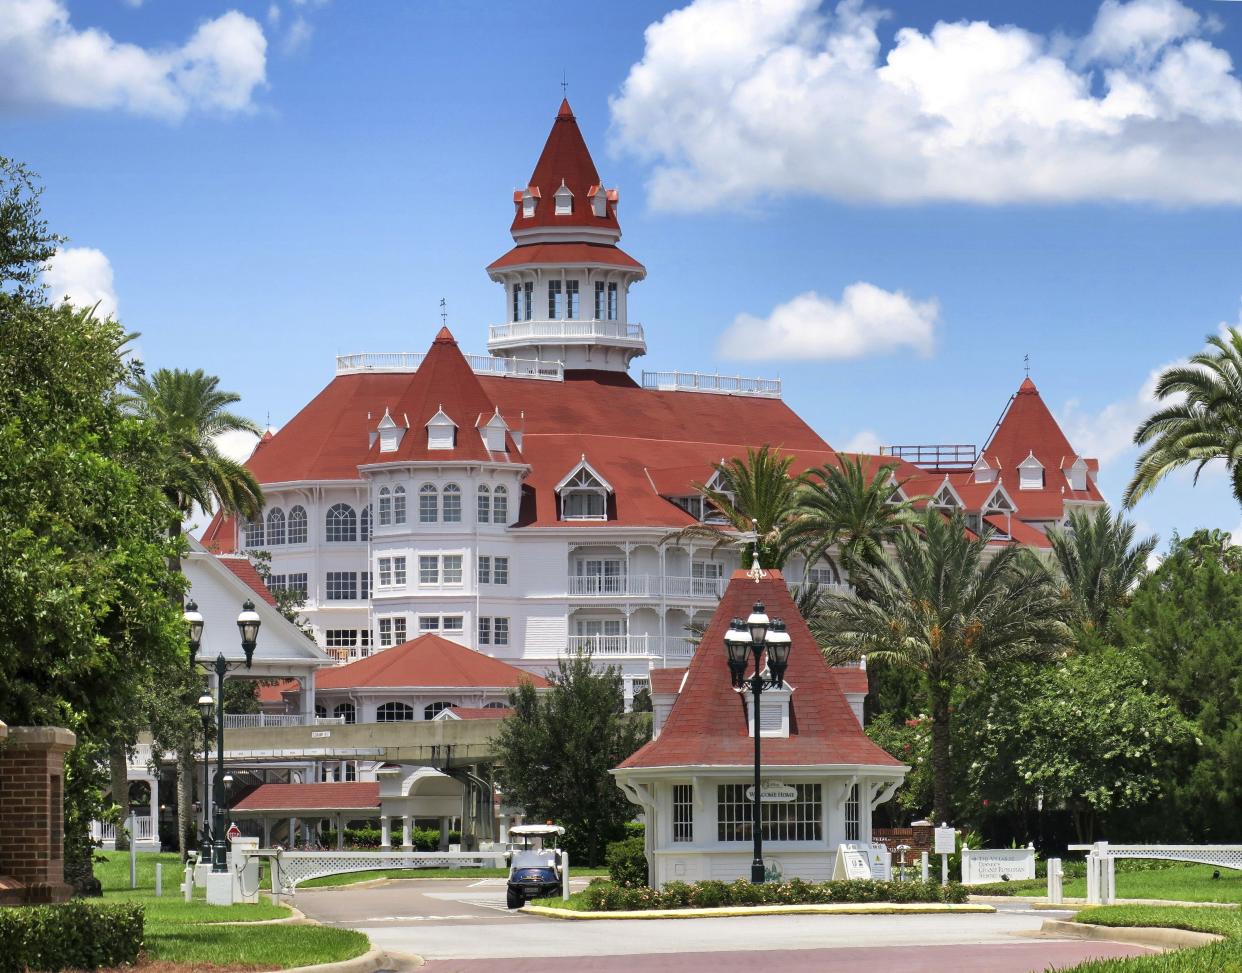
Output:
294,877,1154,972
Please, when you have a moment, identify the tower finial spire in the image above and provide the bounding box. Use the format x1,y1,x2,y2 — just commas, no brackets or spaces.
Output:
440,297,447,328
561,69,568,97
1024,353,1030,378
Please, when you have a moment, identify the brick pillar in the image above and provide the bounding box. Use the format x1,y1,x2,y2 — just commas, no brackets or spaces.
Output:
0,726,77,904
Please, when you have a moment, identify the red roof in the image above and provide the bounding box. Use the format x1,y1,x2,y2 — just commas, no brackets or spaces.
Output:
511,99,619,235
316,634,549,690
649,668,687,695
618,570,903,770
832,667,869,694
217,555,278,607
258,678,299,703
232,782,380,813
487,242,643,273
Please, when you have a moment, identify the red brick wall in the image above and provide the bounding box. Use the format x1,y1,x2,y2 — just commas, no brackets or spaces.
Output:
873,825,935,857
0,727,75,904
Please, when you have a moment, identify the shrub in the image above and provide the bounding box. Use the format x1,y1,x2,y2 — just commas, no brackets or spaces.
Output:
0,901,144,973
568,878,968,912
605,835,648,887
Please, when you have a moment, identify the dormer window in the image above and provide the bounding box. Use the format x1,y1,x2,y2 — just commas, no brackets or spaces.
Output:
747,683,791,738
479,409,508,453
1019,453,1044,490
521,187,539,218
556,456,612,521
426,407,456,450
1066,457,1088,491
554,180,573,216
973,455,996,484
377,409,403,454
589,185,607,218
932,483,960,509
983,485,1015,514
702,470,733,524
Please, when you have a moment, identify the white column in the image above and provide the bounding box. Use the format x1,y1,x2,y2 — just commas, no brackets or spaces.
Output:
262,818,272,848
301,672,315,720
380,816,391,850
336,815,344,849
148,777,159,839
401,816,412,851
439,817,451,850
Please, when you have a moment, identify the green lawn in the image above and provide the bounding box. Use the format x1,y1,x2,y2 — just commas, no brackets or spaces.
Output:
971,863,1242,905
297,864,609,888
95,851,370,968
1064,905,1242,970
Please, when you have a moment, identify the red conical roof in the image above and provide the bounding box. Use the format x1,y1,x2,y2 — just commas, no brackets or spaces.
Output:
617,569,902,770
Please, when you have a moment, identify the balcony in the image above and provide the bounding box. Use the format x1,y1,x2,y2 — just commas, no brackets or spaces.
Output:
567,574,726,601
488,319,645,349
336,351,563,381
566,634,696,662
223,713,346,729
641,370,781,398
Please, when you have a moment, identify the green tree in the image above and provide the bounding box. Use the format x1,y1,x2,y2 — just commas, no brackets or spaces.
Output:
820,509,1070,822
1125,329,1242,507
865,713,933,825
492,655,649,866
0,156,61,296
668,446,805,569
958,650,1194,842
1046,505,1157,638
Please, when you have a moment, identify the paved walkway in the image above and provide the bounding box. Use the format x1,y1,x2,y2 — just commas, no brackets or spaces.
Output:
294,877,1154,972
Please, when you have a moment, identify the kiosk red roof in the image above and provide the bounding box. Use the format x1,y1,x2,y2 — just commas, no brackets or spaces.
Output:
316,634,549,690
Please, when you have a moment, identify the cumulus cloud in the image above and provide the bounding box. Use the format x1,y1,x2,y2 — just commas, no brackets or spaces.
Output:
215,428,261,463
283,16,312,53
0,1,267,119
42,247,118,319
718,282,938,361
841,429,883,454
611,0,1242,207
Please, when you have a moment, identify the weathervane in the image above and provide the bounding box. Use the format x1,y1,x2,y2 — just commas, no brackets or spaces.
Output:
1024,353,1030,378
440,298,447,328
561,70,568,97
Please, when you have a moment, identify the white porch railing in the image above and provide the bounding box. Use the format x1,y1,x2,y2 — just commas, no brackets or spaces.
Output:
489,320,644,344
566,635,696,662
641,370,781,398
1073,842,1242,905
224,714,346,729
567,574,725,600
335,351,563,381
91,815,156,843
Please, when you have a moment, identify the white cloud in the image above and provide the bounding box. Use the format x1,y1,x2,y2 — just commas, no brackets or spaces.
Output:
214,429,261,463
42,247,118,319
0,1,267,119
611,0,1242,207
842,429,883,454
718,282,938,361
267,3,280,25
283,15,312,54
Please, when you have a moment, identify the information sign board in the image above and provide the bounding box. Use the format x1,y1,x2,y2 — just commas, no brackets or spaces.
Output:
867,843,892,880
832,844,873,880
934,827,957,855
745,781,798,803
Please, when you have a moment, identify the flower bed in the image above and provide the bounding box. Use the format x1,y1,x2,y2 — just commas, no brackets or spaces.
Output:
559,877,967,912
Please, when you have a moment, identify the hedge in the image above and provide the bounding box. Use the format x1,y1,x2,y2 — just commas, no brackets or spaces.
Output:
605,836,647,886
577,877,968,911
0,901,144,973
321,826,462,850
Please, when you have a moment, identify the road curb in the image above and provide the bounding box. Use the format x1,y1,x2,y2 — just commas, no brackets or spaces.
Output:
278,946,392,973
524,902,996,920
971,895,1239,910
1038,918,1224,950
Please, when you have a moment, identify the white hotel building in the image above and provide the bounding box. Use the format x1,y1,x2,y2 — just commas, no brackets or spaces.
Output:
204,99,1105,703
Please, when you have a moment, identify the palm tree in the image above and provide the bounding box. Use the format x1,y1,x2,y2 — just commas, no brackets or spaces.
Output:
1047,505,1157,637
1125,329,1242,508
666,445,805,569
820,509,1070,822
122,367,264,855
787,455,920,582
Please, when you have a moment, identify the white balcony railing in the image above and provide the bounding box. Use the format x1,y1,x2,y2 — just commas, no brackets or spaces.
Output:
91,815,156,843
489,320,645,344
566,634,697,662
223,714,346,729
335,351,563,381
567,575,726,600
641,370,781,398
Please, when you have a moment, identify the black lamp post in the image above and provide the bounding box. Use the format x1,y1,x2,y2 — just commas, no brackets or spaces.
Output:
724,602,792,884
194,599,261,873
197,693,214,848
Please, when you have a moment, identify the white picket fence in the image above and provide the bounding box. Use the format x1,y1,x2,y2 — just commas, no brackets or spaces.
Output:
91,815,157,847
1069,842,1242,904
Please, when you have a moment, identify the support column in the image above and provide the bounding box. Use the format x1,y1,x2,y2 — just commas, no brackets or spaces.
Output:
335,815,344,850
439,817,451,851
148,777,159,844
401,816,412,851
262,818,272,848
380,816,391,850
287,817,296,847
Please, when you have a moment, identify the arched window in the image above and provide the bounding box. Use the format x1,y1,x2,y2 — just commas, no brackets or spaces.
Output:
376,701,415,722
361,504,372,540
378,487,392,526
393,485,407,524
325,503,357,542
483,701,508,710
477,485,490,524
442,483,462,522
266,507,286,545
245,518,264,547
493,485,508,525
424,701,455,720
419,483,438,523
288,505,308,544
314,704,326,718
333,702,356,725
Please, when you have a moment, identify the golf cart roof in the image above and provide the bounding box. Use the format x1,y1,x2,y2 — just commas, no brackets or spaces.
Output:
510,824,565,836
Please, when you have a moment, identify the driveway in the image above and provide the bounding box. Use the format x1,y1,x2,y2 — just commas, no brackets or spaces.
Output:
294,877,1154,972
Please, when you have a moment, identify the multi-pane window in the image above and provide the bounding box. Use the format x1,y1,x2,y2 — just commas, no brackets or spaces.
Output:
493,485,508,524
478,616,510,646
393,485,406,524
493,556,509,584
442,483,462,522
477,485,490,523
266,507,286,545
443,615,463,633
511,282,532,321
379,487,392,526
548,279,562,319
419,555,439,585
245,518,264,547
478,616,491,645
607,281,618,320
361,505,372,540
325,630,357,649
425,701,454,720
325,503,357,542
844,783,860,841
716,783,822,843
361,571,371,600
673,784,693,843
377,616,406,647
325,572,357,600
512,283,521,323
360,630,372,655
594,280,606,320
333,702,356,724
419,484,438,523
280,572,308,598
378,556,407,587
808,566,838,586
419,616,440,632
288,506,308,544
376,701,415,722
443,554,463,584
565,279,579,319
478,555,490,584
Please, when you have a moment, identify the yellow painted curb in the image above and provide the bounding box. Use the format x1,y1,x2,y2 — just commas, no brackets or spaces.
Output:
523,902,996,920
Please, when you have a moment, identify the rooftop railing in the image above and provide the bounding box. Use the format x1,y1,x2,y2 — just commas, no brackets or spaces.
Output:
335,351,564,381
223,713,346,729
488,319,645,343
641,370,782,398
879,444,978,469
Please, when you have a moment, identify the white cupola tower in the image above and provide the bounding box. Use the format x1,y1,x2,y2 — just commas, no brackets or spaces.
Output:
486,99,647,373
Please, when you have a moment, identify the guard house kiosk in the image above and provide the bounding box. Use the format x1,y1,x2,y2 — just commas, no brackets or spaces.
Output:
612,569,907,889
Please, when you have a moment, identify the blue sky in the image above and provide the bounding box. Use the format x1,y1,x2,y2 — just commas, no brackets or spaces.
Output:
6,0,1242,550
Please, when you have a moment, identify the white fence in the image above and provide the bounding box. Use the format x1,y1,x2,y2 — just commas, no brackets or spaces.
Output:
489,320,644,343
335,351,564,381
565,634,696,662
1072,842,1242,904
254,849,507,893
567,574,725,600
91,815,156,844
641,370,781,398
224,714,345,729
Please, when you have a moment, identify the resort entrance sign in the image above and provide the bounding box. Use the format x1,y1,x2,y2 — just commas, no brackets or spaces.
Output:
745,781,798,802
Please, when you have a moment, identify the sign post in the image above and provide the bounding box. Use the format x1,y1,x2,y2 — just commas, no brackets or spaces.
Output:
934,824,956,885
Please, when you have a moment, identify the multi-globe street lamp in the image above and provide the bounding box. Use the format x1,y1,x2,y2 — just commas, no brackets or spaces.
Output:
196,693,215,847
723,601,792,884
184,597,261,873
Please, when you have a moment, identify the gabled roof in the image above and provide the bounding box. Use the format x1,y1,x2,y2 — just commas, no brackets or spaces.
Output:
316,633,549,691
617,569,903,770
216,555,278,607
555,455,613,494
232,782,380,813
